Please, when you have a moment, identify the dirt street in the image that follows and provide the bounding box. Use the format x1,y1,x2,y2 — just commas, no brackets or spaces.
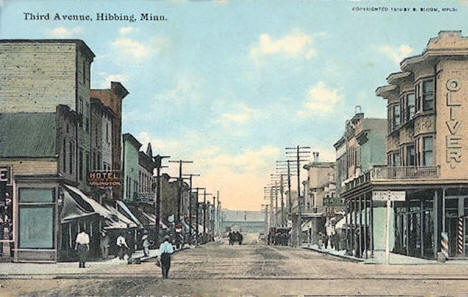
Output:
3,235,468,296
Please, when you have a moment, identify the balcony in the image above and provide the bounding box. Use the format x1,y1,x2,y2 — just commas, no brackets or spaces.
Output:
370,165,439,180
344,165,439,192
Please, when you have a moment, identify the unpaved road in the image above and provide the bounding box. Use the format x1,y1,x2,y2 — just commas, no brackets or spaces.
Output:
3,237,468,296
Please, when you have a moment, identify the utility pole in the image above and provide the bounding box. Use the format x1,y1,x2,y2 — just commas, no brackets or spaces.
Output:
276,160,297,225
261,203,268,244
202,189,212,236
153,154,170,247
264,187,273,229
212,195,216,240
192,187,205,246
286,146,311,247
183,173,200,245
168,160,193,224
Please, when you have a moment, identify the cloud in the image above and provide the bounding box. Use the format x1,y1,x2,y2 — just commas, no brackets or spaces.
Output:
298,81,343,117
48,26,83,38
378,44,414,64
119,27,134,35
112,38,150,58
250,29,318,63
153,74,203,105
98,74,128,88
220,103,257,124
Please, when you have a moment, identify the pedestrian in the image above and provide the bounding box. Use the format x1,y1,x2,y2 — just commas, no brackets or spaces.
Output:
99,230,109,260
238,232,243,245
142,232,150,257
75,229,90,268
126,230,135,261
158,236,174,279
116,232,128,260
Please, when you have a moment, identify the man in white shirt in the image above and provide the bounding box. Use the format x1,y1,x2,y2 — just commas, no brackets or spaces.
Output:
75,230,90,268
158,236,174,279
116,233,128,260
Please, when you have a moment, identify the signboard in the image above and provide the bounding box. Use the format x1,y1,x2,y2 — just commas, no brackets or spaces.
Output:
0,166,12,186
372,191,405,201
87,170,121,187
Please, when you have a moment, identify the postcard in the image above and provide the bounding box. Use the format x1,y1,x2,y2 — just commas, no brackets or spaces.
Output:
1,0,468,296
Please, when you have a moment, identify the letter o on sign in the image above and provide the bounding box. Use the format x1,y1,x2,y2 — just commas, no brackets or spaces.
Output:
446,79,461,92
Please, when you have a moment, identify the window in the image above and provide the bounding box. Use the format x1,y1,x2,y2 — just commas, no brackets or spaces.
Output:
415,83,421,112
79,97,83,115
406,145,415,166
388,152,400,166
93,152,97,171
106,123,109,143
392,104,400,130
86,152,90,178
18,188,55,249
63,138,67,172
85,103,89,132
83,60,86,84
98,153,101,170
423,137,433,166
422,80,434,111
95,127,99,146
79,149,83,180
69,142,73,175
406,93,415,121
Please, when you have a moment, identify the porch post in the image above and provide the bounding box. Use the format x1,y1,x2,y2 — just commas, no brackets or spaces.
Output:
353,197,357,256
420,198,424,258
345,199,349,253
370,192,374,258
359,194,362,258
364,193,368,259
442,188,446,233
433,190,439,259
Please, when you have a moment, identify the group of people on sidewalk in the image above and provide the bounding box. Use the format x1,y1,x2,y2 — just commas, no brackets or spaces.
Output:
73,229,176,279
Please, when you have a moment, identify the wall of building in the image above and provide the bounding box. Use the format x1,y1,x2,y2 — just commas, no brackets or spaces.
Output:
0,42,76,113
436,59,468,179
123,139,140,202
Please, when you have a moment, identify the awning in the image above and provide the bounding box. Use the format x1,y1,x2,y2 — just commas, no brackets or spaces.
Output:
61,185,113,223
117,201,143,228
61,189,96,223
102,203,137,229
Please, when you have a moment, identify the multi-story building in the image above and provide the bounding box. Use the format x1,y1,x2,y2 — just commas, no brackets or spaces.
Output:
138,143,156,203
343,31,468,260
122,133,141,202
0,39,105,262
90,82,129,200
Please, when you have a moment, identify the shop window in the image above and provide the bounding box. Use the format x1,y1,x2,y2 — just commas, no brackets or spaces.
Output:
422,80,434,111
423,137,433,166
18,188,54,249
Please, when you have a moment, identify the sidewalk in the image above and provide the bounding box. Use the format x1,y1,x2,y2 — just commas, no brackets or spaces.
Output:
0,245,193,278
303,243,468,265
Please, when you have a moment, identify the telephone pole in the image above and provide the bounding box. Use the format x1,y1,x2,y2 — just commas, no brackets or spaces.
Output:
202,189,212,236
183,173,200,245
285,146,311,247
192,187,205,246
153,154,170,247
168,160,193,224
276,160,297,223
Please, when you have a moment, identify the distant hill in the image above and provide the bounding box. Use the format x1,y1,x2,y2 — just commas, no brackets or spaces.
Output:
221,209,264,222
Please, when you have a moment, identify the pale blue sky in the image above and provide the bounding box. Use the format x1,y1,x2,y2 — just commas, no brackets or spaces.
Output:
1,0,467,210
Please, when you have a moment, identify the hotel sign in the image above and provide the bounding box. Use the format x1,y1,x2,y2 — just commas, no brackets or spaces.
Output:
88,170,121,187
445,79,462,169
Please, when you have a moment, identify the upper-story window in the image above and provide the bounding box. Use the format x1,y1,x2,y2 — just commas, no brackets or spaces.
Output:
422,80,434,111
406,93,415,121
83,60,86,85
415,78,434,112
423,136,433,166
388,151,400,166
391,104,400,131
406,145,415,166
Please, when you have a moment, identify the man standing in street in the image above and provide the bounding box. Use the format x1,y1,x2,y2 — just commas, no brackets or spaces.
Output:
75,229,90,268
158,236,174,279
116,232,128,260
99,230,109,260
